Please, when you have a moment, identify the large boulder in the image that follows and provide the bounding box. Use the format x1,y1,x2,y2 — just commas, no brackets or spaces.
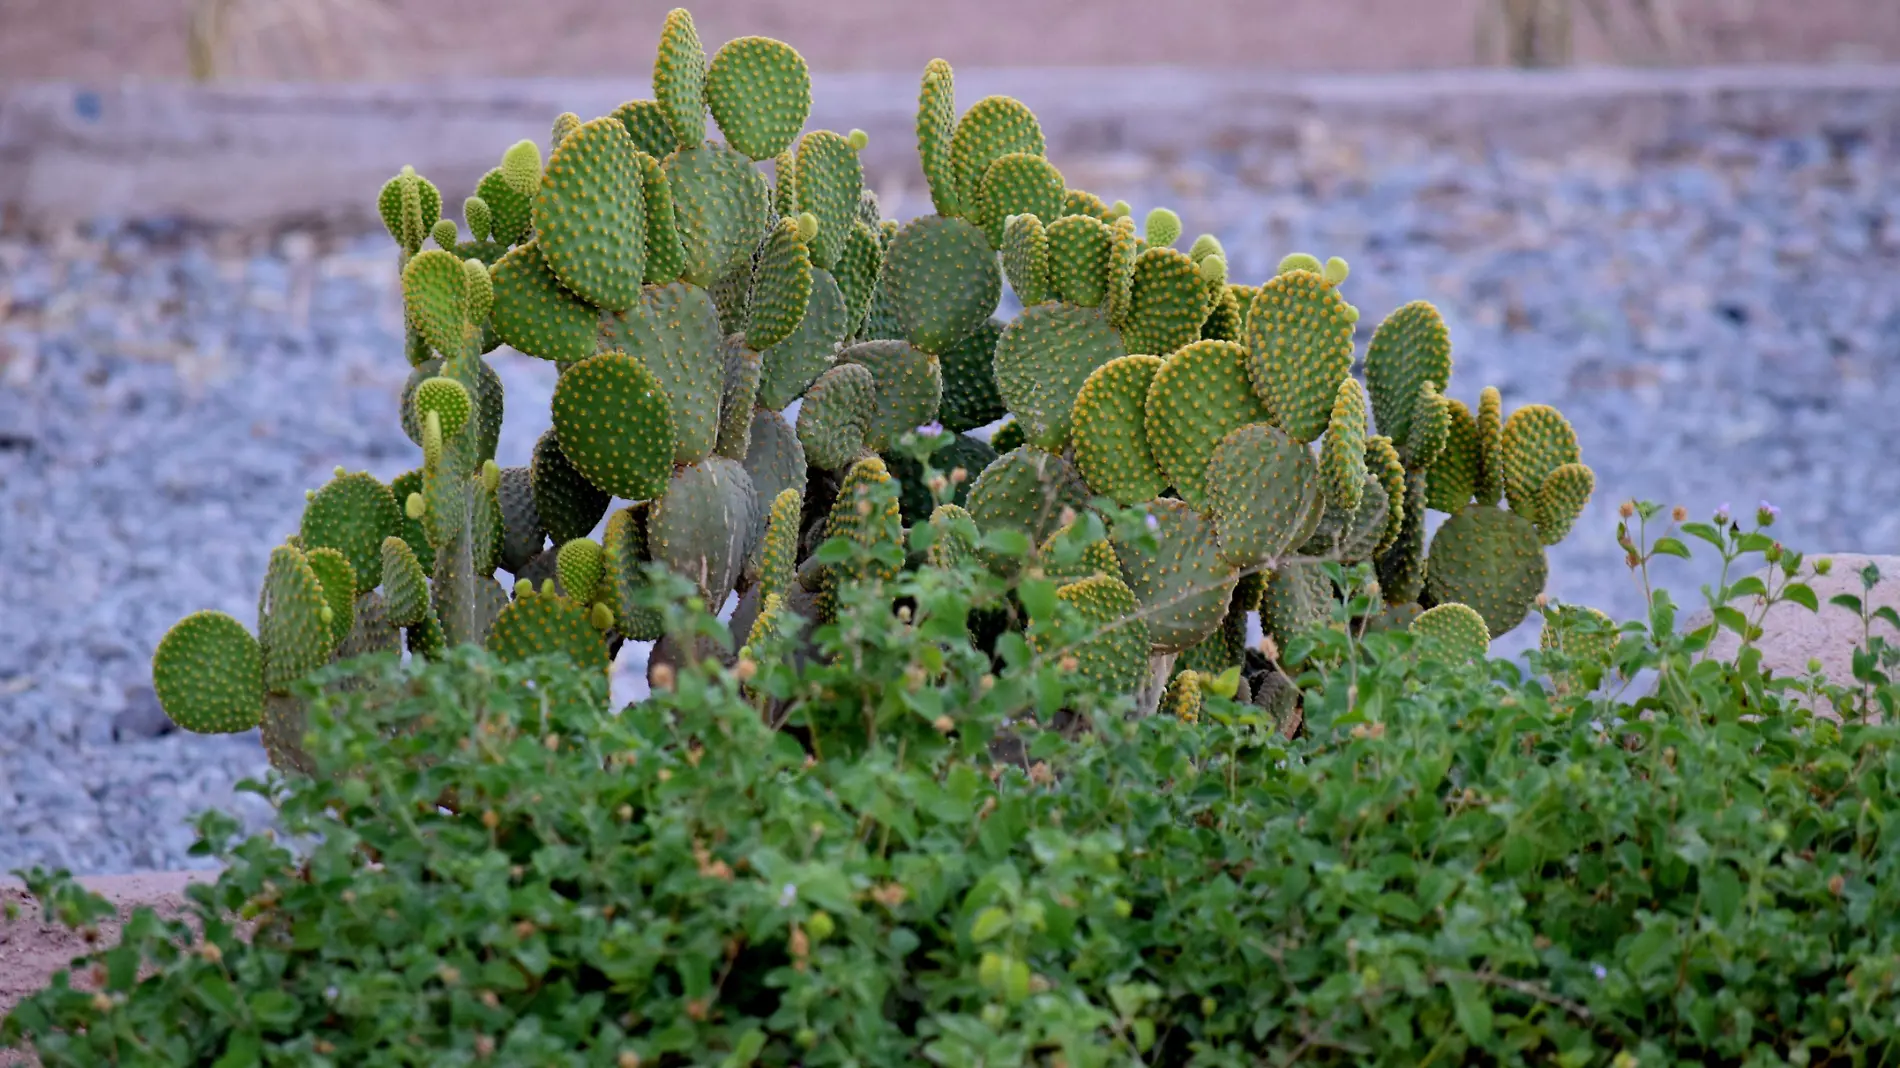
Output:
1679,552,1899,721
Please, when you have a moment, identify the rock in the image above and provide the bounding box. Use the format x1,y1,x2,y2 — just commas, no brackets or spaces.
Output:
1678,552,1900,720
110,684,174,742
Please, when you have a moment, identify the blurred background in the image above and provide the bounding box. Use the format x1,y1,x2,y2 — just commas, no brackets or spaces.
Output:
1,0,1897,877
3,0,1897,82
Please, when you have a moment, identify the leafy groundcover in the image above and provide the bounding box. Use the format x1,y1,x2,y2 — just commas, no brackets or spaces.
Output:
6,504,1898,1067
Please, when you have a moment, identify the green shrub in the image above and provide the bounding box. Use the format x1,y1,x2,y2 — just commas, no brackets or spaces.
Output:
9,501,1899,1066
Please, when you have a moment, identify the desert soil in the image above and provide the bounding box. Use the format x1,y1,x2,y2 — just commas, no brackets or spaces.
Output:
2,0,1897,84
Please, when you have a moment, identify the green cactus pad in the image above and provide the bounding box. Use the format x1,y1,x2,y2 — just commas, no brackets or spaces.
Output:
759,487,803,603
556,537,606,602
916,59,962,218
742,411,808,537
993,302,1125,451
651,456,759,602
708,253,755,337
548,351,677,502
1176,594,1247,678
1243,270,1358,443
487,589,610,675
664,143,770,288
772,149,800,218
823,455,905,581
430,219,460,250
1500,403,1582,525
413,376,472,438
1321,377,1369,515
838,339,943,451
989,418,1026,455
1364,300,1452,449
1365,435,1407,555
757,266,848,410
1375,469,1429,605
652,8,708,149
1259,560,1334,651
948,96,1045,221
530,428,613,544
965,446,1090,567
794,130,862,270
388,469,434,573
377,168,438,252
1144,339,1275,508
796,362,876,469
1301,471,1389,562
636,151,688,286
833,221,884,335
1423,504,1548,638
883,214,1001,354
530,117,647,311
1029,574,1150,700
1071,354,1167,506
1204,422,1323,568
618,281,726,465
612,98,677,159
1044,214,1112,308
935,317,1007,432
401,249,471,360
858,220,906,341
973,152,1064,249
601,504,665,641
1060,189,1116,223
926,503,981,570
1036,521,1123,587
1000,212,1052,307
715,337,762,460
379,535,432,627
496,465,545,574
705,35,811,161
1160,671,1205,722
1106,216,1139,329
303,546,357,647
1111,497,1239,654
1123,248,1208,357
1142,207,1182,249
474,168,531,247
151,611,264,734
1201,284,1244,342
258,544,335,693
1427,399,1480,512
1534,462,1595,545
1403,383,1451,470
1540,603,1617,690
550,112,582,148
745,216,814,351
299,471,403,597
490,241,598,364
1474,386,1505,507
1410,602,1491,661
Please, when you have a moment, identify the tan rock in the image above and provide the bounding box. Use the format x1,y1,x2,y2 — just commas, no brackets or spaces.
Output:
1678,552,1900,721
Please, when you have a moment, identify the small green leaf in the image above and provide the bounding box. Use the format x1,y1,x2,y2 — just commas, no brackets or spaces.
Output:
1830,593,1865,614
970,906,1012,943
1781,582,1820,612
1649,536,1691,560
1447,978,1494,1044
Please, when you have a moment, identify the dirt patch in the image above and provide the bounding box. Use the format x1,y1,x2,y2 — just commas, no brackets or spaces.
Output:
0,872,216,1067
4,0,1897,85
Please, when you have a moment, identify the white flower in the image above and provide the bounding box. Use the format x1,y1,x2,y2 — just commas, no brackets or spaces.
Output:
1591,963,1608,980
779,883,798,907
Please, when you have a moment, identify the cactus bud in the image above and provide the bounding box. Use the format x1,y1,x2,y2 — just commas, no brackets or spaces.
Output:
540,578,556,597
1143,206,1182,248
1109,199,1132,219
406,492,425,519
1323,256,1350,285
1188,233,1225,263
846,128,868,151
414,377,472,438
590,602,615,630
550,111,581,147
421,409,444,467
1277,252,1323,276
463,258,493,320
501,140,542,198
464,195,492,242
796,211,819,242
1341,302,1360,323
319,605,334,625
1198,253,1227,285
482,459,500,494
305,489,316,501
430,219,459,249
514,578,533,598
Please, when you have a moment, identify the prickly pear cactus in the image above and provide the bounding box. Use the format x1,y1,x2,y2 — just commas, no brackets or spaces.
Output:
149,8,1601,762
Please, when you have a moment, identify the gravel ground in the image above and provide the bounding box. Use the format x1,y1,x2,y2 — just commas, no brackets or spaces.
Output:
3,121,1897,875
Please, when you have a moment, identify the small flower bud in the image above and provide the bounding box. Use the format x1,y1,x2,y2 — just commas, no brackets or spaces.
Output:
1670,505,1688,523
1618,500,1635,519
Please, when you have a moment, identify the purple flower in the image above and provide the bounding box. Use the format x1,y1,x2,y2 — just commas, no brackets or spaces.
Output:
1144,513,1160,532
1713,501,1731,525
914,421,944,437
1757,499,1780,527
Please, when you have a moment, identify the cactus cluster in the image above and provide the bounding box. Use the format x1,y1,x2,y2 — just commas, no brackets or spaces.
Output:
150,8,1597,760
